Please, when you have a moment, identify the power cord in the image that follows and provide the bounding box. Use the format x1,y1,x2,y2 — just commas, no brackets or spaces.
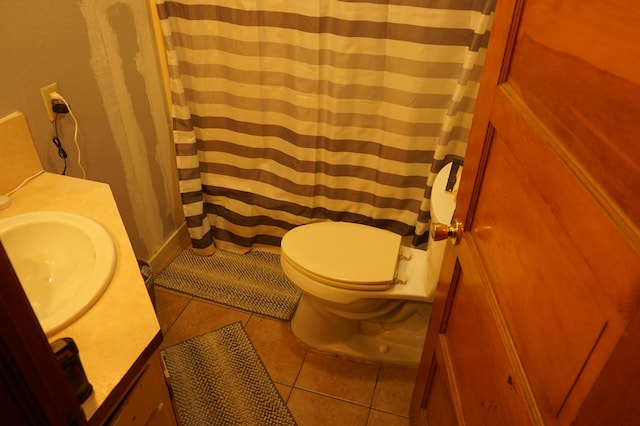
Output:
0,169,46,209
6,170,46,197
52,113,68,175
49,92,86,179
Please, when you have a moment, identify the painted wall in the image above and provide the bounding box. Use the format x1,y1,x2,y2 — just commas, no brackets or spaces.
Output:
0,1,184,263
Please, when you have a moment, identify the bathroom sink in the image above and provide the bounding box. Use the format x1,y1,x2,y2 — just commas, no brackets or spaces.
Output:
0,211,116,336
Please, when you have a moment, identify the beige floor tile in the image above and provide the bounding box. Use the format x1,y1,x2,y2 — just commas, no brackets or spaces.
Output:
154,287,191,335
244,315,308,386
371,364,418,417
296,351,379,406
367,409,410,426
288,388,369,426
160,298,251,348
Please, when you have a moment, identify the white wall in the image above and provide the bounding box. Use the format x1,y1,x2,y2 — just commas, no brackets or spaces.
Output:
0,1,184,263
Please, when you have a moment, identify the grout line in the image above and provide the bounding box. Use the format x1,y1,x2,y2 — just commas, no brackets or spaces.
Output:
369,365,382,408
290,342,310,391
244,312,254,328
155,286,193,337
292,386,376,409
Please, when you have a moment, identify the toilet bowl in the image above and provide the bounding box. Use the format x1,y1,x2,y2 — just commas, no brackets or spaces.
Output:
280,163,458,366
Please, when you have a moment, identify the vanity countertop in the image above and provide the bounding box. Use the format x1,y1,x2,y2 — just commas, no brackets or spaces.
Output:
0,172,161,423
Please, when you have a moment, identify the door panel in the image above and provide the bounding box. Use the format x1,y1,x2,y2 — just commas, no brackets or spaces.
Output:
489,87,640,318
445,253,533,425
472,129,607,416
425,357,458,426
506,0,640,239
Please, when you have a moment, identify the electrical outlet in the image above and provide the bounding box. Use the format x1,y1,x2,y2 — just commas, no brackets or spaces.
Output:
40,82,58,121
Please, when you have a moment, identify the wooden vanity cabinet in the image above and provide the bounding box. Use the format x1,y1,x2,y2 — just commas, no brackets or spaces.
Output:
107,350,178,426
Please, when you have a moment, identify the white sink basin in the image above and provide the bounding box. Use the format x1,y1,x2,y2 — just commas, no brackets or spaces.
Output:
0,211,116,336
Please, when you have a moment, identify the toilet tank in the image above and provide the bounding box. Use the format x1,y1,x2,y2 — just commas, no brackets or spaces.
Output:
425,162,459,294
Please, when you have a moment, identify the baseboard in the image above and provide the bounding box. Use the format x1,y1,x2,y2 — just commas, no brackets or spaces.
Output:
148,222,190,277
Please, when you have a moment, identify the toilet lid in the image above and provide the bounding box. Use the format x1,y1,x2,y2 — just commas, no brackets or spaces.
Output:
281,222,401,289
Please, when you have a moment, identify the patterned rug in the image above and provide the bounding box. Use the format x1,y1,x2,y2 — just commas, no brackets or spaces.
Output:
162,322,296,425
154,249,300,321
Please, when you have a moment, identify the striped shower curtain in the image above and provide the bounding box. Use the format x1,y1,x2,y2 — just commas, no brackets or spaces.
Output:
156,0,493,255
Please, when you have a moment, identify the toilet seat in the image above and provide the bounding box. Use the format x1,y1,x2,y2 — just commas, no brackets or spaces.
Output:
281,163,458,366
280,222,402,290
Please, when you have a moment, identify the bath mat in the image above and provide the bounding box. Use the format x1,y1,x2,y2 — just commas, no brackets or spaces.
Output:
162,322,296,426
154,248,300,321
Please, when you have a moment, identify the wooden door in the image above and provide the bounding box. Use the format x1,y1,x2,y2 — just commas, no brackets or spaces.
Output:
411,0,640,425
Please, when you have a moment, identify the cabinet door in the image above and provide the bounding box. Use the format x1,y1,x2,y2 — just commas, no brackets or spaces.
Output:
109,351,177,426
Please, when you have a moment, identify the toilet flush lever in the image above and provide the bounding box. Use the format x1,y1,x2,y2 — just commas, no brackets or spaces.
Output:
431,218,464,246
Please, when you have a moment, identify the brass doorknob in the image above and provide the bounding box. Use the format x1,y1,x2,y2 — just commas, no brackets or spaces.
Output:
431,218,464,245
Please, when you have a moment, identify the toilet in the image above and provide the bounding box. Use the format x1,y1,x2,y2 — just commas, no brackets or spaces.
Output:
280,163,458,366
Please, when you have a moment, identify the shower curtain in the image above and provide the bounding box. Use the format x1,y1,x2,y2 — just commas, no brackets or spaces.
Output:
156,0,494,255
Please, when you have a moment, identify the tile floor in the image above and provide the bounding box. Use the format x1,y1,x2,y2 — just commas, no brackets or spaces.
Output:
154,286,418,426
